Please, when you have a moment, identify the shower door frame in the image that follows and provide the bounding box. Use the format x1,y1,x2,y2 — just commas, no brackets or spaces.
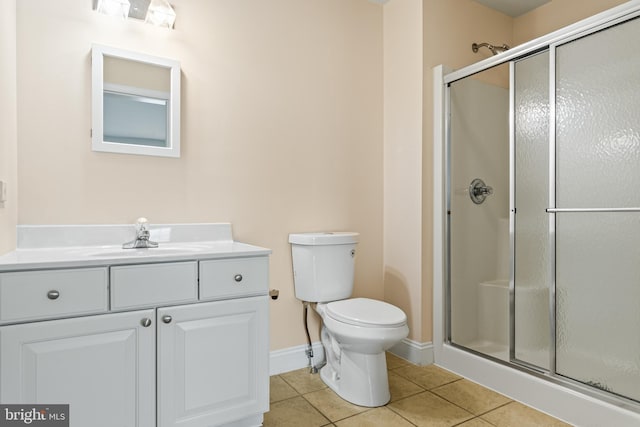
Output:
435,1,640,423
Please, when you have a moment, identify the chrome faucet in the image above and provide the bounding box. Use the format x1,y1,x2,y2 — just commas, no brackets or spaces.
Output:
123,217,159,249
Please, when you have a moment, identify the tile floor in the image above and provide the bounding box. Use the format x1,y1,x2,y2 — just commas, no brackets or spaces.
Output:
265,353,572,427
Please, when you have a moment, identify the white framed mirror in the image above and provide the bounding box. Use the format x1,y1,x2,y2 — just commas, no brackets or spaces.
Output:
91,44,181,158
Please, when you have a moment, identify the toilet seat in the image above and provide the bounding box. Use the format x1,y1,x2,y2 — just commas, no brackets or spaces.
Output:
326,298,406,328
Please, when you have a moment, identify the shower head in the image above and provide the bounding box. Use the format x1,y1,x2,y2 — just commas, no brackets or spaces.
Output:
472,42,510,56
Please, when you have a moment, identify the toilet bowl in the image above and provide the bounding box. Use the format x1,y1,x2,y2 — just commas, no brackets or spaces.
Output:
289,231,408,407
316,298,409,407
319,298,408,353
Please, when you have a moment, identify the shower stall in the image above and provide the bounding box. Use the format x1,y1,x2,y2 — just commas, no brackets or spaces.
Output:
436,2,640,424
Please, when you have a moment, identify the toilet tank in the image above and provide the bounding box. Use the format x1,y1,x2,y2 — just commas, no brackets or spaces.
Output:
288,232,359,303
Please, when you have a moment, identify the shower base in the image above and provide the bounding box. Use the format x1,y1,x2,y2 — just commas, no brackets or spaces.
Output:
464,340,508,361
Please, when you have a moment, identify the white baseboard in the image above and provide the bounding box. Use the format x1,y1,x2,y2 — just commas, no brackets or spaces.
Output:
269,342,325,375
270,339,433,375
389,339,434,366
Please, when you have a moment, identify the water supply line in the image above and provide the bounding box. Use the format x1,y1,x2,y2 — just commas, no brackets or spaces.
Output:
303,301,323,374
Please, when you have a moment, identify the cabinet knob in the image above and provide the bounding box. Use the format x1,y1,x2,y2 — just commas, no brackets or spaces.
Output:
47,290,60,300
234,274,243,283
140,318,152,327
162,315,173,324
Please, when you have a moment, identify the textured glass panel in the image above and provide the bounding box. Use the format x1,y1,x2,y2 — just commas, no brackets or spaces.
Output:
555,16,640,402
514,52,550,369
556,213,640,401
556,17,640,208
448,64,510,361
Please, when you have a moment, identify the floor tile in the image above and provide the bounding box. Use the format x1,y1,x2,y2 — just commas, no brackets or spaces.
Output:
303,388,369,422
431,379,511,415
386,352,411,370
457,418,495,427
393,364,462,390
388,391,474,427
269,353,569,426
481,401,573,427
281,367,328,394
335,407,415,427
270,375,299,403
263,396,330,427
388,371,425,402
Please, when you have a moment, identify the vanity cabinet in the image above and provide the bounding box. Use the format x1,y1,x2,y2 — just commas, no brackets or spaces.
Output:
157,296,268,427
0,309,156,427
0,255,269,427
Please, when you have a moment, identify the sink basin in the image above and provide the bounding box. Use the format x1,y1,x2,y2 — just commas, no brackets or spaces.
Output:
89,244,211,258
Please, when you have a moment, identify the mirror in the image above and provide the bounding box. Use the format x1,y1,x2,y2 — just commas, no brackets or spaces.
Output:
91,44,181,157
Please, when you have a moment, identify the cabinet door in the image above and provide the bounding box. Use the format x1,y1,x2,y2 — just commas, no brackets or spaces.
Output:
0,310,156,427
157,297,269,427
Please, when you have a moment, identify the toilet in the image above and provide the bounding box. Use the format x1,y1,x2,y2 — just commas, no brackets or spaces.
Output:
289,232,409,407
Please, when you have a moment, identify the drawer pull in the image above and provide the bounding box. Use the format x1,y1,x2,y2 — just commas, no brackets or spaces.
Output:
47,290,60,300
234,274,243,283
140,318,152,327
162,315,173,324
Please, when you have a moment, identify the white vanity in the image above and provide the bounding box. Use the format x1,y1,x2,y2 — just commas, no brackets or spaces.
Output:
0,223,270,427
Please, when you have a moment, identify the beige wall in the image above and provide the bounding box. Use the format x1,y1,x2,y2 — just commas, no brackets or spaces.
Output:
383,0,424,341
514,0,629,45
16,0,383,351
9,0,632,355
0,0,18,256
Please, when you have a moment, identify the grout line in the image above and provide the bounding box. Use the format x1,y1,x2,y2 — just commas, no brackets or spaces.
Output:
268,376,299,404
319,407,379,425
385,399,421,426
276,373,299,391
300,393,332,422
391,370,460,391
475,400,515,418
278,369,328,395
291,393,332,426
300,389,375,424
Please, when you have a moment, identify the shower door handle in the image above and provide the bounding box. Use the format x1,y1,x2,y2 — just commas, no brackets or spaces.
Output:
469,178,493,204
546,207,640,213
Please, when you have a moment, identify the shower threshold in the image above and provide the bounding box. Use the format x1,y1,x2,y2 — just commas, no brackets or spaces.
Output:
459,340,509,362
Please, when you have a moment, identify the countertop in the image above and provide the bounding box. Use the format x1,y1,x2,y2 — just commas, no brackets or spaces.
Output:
0,223,271,272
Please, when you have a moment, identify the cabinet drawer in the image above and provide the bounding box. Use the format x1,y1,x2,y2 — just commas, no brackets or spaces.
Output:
110,261,198,310
199,257,268,300
0,268,108,323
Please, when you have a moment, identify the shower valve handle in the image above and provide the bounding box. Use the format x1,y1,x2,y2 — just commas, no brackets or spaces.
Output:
475,185,493,196
469,178,493,204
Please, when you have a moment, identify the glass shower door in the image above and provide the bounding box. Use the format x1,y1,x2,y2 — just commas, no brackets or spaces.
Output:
554,16,640,401
448,64,511,361
513,51,551,370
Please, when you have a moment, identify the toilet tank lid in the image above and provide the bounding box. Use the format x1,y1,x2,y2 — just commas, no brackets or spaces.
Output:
288,232,359,245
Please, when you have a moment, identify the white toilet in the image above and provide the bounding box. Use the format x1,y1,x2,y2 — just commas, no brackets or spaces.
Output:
289,232,409,407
